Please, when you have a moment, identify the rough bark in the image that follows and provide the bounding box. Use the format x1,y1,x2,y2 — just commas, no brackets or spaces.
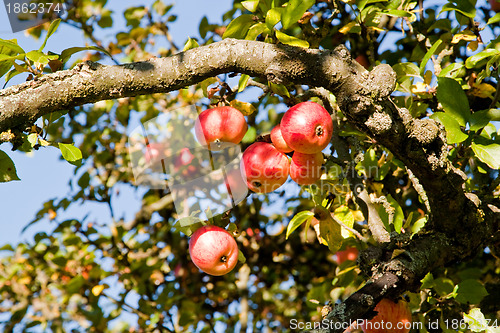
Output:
0,38,497,332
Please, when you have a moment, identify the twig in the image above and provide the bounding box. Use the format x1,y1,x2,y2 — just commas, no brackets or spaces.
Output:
406,167,431,213
331,213,368,242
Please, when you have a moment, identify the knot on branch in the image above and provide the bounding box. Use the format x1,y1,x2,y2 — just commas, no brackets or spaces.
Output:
368,64,396,100
365,111,392,135
409,119,440,145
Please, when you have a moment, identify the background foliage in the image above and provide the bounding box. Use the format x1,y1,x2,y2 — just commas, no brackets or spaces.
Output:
0,0,499,332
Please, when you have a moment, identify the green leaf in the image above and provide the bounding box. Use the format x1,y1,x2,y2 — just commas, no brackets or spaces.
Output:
436,77,470,126
469,109,500,131
238,250,247,263
420,272,435,289
0,243,14,252
440,0,476,19
0,39,25,55
333,206,354,239
411,216,427,234
241,0,260,12
200,77,217,97
223,14,256,39
245,22,269,40
455,279,489,304
269,82,290,97
438,63,465,78
39,19,61,51
183,37,199,51
58,143,83,164
26,50,50,66
434,277,455,296
487,12,500,25
178,216,203,227
465,49,500,68
275,30,309,48
430,113,469,144
281,0,315,29
60,46,111,64
238,74,250,92
471,142,500,169
286,211,314,239
66,275,86,294
265,7,283,30
420,39,442,76
389,195,404,233
0,150,20,182
383,9,413,18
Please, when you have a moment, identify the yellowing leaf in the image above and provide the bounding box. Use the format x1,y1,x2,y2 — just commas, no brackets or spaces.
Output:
470,83,496,99
468,40,479,52
230,99,256,116
411,82,429,94
451,30,477,44
275,30,309,48
319,216,343,253
92,284,105,296
339,21,357,34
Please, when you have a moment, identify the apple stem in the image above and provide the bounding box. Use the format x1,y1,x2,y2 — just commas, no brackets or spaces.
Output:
220,255,228,263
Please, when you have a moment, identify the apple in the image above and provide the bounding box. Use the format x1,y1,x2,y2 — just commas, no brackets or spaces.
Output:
490,0,500,12
355,54,370,69
335,247,359,265
280,101,333,154
223,166,248,203
188,225,239,276
271,124,293,153
173,147,197,177
361,298,412,333
290,151,324,185
194,106,248,150
241,142,290,193
144,142,165,164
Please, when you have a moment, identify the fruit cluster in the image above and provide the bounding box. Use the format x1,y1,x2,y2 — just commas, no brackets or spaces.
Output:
194,101,333,195
188,101,333,276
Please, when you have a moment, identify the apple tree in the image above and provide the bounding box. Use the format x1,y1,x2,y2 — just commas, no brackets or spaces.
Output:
0,0,499,332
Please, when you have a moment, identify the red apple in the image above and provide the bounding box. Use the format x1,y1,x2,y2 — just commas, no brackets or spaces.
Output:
194,106,248,150
173,148,197,177
241,142,290,193
280,101,333,154
361,298,412,333
188,225,239,276
490,0,500,12
223,166,248,202
271,124,293,153
335,247,359,265
290,151,324,185
144,142,165,164
355,54,370,69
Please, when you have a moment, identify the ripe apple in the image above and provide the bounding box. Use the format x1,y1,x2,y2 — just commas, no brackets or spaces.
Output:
173,147,197,177
144,142,165,164
355,54,370,69
361,298,412,333
194,106,248,150
271,124,293,153
241,142,290,193
490,0,500,12
188,225,239,276
223,166,248,203
335,247,359,265
290,151,324,185
280,101,333,154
